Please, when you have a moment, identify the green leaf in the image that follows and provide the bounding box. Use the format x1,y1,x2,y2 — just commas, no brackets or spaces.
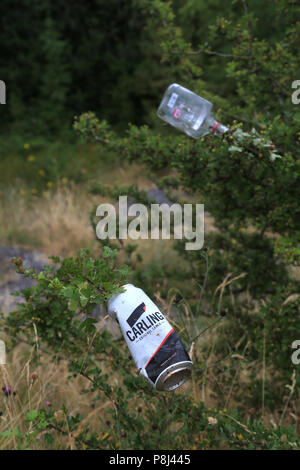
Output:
229,145,243,152
26,409,39,422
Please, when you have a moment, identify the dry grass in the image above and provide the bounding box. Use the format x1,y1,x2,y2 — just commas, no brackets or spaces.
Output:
0,280,299,449
0,186,95,256
0,166,299,448
0,344,110,449
0,185,189,290
0,160,191,258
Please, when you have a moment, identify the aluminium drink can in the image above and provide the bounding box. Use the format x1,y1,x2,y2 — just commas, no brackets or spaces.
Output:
107,284,193,391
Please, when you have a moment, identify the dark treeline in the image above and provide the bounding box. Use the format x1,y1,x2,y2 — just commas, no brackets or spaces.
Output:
0,0,163,134
0,0,296,135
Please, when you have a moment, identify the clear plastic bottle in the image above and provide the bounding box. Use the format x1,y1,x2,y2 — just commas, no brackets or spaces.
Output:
157,83,228,139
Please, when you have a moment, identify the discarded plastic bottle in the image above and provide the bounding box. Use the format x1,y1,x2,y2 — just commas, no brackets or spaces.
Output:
157,83,229,139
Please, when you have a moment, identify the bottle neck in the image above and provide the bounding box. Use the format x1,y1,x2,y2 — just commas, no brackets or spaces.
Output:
207,117,229,138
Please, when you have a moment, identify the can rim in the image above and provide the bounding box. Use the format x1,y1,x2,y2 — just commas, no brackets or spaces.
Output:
155,361,193,391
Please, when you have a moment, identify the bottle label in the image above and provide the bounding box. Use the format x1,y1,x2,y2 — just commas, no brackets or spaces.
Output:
192,115,204,130
172,108,182,119
167,92,178,108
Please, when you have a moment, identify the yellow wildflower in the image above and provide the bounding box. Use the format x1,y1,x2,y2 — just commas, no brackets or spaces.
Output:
27,155,36,162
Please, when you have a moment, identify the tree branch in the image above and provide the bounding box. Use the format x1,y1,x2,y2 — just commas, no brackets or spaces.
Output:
171,48,251,60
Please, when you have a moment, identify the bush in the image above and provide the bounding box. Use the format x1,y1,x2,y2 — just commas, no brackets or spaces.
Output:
1,251,299,450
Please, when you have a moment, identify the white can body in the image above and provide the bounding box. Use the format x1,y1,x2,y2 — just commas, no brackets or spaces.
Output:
107,284,192,391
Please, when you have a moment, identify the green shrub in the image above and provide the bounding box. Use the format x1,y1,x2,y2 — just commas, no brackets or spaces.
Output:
1,252,299,450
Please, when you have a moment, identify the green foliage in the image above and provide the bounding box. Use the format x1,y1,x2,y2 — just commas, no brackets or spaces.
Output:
2,254,299,450
74,0,300,295
0,134,119,194
209,283,300,407
71,0,300,448
1,0,300,450
0,0,169,134
6,249,130,353
0,409,50,450
37,16,71,132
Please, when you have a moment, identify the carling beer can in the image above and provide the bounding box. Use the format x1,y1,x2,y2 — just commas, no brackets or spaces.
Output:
107,284,193,391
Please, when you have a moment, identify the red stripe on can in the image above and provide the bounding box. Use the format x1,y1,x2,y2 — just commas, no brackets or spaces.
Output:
212,122,221,133
145,328,175,368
